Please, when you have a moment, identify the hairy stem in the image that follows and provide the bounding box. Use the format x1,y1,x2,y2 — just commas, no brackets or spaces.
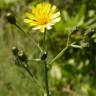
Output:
49,46,68,65
21,62,45,93
43,29,50,96
44,61,50,96
15,23,42,52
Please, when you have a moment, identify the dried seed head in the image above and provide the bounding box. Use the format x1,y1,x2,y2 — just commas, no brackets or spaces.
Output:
6,12,16,24
18,51,27,62
11,46,19,56
41,51,47,60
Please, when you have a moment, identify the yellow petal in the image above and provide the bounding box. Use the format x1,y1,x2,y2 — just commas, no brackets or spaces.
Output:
25,13,35,19
42,3,51,14
24,19,31,23
51,12,60,19
47,25,52,29
24,19,37,26
32,26,41,30
50,5,57,14
33,25,45,32
40,27,45,32
32,6,38,15
52,17,61,23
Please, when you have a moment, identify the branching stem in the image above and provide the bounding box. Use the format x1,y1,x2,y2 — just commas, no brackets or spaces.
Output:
49,31,71,65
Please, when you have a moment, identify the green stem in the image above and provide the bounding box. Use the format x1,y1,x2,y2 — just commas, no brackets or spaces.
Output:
43,30,50,96
15,23,42,52
21,62,45,93
49,31,71,65
23,64,34,77
67,31,71,47
43,29,46,51
44,61,50,96
49,46,68,65
27,58,41,62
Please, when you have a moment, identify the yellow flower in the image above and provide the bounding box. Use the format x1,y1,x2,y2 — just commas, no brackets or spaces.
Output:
24,2,61,32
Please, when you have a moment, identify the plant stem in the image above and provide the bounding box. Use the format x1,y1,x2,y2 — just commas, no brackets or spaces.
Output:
49,31,71,65
27,58,41,62
43,29,46,51
43,29,50,96
66,31,71,47
49,46,68,65
44,61,50,96
21,62,45,93
15,23,42,52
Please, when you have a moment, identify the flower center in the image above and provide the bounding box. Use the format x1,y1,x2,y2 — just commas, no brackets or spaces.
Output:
38,16,49,25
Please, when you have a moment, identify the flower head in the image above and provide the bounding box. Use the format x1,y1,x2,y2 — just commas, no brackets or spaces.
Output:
24,2,61,32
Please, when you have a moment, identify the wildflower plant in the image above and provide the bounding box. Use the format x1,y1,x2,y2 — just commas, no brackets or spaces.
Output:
5,1,96,96
6,2,62,96
24,2,61,96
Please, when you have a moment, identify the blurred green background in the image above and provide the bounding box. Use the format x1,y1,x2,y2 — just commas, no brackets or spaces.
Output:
1,0,96,96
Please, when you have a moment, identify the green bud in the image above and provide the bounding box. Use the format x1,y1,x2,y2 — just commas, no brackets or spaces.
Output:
6,12,16,24
12,46,19,56
41,51,47,60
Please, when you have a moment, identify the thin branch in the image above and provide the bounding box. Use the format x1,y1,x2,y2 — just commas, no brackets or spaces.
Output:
15,23,43,52
49,31,71,65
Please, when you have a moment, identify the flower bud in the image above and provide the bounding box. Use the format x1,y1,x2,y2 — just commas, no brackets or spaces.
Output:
11,46,19,56
6,12,16,24
18,51,27,63
41,51,47,60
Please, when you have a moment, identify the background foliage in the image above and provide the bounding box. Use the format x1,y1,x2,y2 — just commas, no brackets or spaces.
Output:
0,0,96,96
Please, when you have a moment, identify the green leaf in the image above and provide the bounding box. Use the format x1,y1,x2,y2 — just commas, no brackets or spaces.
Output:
62,10,70,22
63,4,86,33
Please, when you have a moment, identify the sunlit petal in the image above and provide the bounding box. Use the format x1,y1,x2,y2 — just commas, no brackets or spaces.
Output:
52,17,61,23
51,12,60,19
